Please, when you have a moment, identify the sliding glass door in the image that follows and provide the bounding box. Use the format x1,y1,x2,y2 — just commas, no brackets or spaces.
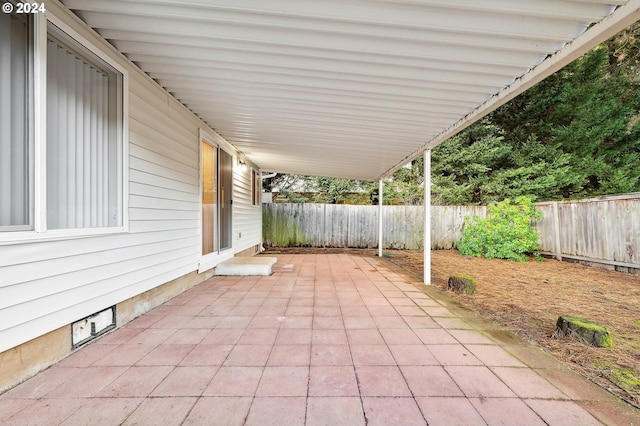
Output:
201,134,233,260
219,149,232,251
201,141,217,255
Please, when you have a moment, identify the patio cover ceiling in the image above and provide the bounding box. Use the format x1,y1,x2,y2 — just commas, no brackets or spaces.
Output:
62,0,640,181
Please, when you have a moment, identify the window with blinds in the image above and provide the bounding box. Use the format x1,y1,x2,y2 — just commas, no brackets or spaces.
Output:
252,169,261,206
0,13,125,238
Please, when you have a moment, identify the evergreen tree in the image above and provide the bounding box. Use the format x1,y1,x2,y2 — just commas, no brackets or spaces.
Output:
433,24,640,204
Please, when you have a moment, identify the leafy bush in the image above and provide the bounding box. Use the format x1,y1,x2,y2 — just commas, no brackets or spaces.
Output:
457,196,543,261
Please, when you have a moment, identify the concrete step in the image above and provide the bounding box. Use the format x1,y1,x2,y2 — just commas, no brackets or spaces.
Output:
214,256,277,276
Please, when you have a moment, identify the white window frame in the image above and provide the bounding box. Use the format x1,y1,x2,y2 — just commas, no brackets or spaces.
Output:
251,168,261,206
0,12,128,244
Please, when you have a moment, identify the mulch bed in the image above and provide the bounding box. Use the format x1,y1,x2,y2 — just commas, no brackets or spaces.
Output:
263,246,640,408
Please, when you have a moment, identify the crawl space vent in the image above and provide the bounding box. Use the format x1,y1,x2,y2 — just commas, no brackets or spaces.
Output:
71,306,116,348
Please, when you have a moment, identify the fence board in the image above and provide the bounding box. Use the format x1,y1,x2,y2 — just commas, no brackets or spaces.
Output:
536,195,640,270
263,193,640,271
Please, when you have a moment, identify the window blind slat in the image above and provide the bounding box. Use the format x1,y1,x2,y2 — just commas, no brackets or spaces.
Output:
74,59,84,228
89,67,98,227
46,41,60,229
83,62,91,227
58,45,69,228
102,75,109,227
66,49,76,229
96,67,103,228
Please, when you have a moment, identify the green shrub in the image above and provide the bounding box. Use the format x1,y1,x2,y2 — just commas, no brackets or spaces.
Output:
457,196,543,261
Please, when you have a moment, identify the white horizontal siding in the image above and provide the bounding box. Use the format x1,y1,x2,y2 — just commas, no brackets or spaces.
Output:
129,144,196,177
129,208,199,221
233,162,262,253
0,2,258,354
129,96,198,151
1,260,195,355
129,193,199,211
0,242,195,309
1,237,195,289
129,121,197,167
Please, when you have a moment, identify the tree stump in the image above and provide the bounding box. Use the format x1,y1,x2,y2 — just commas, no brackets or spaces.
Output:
447,275,477,295
556,316,612,348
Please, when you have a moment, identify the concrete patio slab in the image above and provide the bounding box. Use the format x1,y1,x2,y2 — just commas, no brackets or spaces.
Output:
1,253,639,425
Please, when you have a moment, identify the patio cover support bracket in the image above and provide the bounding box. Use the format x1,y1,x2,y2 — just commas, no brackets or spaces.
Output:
424,150,431,285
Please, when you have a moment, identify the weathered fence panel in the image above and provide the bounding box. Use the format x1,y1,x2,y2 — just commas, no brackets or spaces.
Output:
536,193,640,271
263,193,640,271
262,203,486,250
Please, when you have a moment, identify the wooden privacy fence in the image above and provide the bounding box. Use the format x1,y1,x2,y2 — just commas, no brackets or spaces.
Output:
262,192,640,272
262,203,486,250
535,193,640,272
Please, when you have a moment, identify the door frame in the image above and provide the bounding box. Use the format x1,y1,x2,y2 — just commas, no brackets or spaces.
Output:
198,129,234,273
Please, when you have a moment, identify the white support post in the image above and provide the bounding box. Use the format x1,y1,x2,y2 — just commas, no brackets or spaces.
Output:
378,179,383,258
553,202,562,261
423,151,431,285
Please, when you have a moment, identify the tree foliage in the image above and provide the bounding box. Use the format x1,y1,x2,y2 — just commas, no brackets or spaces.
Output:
263,163,427,205
488,37,640,200
263,174,308,203
373,158,425,205
457,197,543,261
431,121,585,204
309,177,368,204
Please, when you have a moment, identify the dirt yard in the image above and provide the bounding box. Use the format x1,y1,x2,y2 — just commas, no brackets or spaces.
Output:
264,247,640,408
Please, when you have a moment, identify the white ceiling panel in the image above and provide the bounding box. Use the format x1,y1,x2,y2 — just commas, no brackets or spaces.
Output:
62,0,640,180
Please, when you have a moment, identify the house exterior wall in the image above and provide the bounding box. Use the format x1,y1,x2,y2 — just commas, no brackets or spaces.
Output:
233,166,262,254
0,2,261,371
